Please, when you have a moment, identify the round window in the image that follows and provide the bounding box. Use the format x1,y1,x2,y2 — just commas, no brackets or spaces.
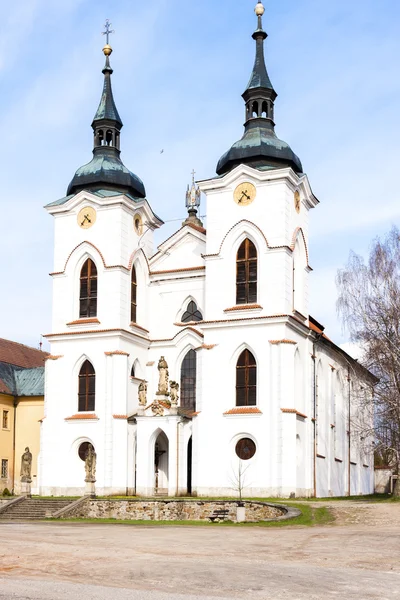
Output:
235,438,256,460
78,442,94,462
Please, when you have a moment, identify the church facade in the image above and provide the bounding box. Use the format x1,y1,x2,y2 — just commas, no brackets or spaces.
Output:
39,4,375,498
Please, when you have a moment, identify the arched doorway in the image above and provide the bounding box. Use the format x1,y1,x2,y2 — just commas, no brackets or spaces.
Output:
187,437,192,495
154,431,169,495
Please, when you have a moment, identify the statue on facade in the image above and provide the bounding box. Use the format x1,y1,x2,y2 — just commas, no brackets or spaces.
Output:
20,447,32,483
152,400,164,417
157,356,169,396
138,381,147,406
84,444,97,483
170,381,179,406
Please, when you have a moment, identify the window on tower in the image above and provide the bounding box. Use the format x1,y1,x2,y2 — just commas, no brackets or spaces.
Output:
236,349,257,407
182,301,203,323
180,349,197,411
236,239,257,305
79,259,98,318
131,266,137,323
78,360,96,412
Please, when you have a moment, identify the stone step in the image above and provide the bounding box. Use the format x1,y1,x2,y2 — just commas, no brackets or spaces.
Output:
0,499,76,520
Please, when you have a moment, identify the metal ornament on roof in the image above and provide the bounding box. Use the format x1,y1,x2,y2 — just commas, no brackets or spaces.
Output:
186,169,201,210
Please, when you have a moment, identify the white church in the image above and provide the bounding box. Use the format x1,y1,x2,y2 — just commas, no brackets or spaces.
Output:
39,3,375,498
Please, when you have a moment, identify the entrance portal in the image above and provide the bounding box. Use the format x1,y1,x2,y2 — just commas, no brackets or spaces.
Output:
154,431,169,495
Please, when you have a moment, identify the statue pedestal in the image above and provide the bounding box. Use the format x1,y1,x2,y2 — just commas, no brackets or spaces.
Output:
137,407,146,416
21,480,32,497
169,406,178,416
85,481,96,498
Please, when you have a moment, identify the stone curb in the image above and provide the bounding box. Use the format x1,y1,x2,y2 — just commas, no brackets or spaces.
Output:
0,495,27,515
65,498,302,523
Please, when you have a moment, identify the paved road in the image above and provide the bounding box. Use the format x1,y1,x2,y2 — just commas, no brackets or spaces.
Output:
1,515,400,599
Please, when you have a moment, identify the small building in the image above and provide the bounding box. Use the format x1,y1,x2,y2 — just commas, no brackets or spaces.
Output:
0,338,46,494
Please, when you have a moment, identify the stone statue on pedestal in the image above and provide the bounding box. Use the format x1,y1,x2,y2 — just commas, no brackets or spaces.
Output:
20,447,32,483
20,447,33,497
170,381,179,406
138,381,147,406
156,356,169,396
84,445,97,483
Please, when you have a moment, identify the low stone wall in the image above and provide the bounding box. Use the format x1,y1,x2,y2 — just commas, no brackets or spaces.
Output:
64,499,291,522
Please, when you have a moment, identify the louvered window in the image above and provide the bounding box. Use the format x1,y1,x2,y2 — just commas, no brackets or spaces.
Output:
80,259,97,318
131,266,137,323
236,349,257,406
236,239,257,305
78,360,96,412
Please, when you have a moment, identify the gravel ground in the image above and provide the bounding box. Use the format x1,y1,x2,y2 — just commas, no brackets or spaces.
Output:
1,502,400,599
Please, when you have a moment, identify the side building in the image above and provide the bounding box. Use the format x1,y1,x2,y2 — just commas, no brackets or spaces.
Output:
0,338,47,495
39,4,375,498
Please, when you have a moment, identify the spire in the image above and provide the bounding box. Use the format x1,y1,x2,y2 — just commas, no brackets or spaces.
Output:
92,21,122,127
182,170,203,228
67,21,146,199
216,2,302,177
245,2,274,92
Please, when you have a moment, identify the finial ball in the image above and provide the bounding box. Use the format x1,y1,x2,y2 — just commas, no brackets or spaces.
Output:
103,44,113,56
255,2,265,16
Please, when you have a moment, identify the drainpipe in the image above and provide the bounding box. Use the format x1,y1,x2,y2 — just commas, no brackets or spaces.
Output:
12,396,18,494
176,420,180,497
347,366,351,497
312,334,323,498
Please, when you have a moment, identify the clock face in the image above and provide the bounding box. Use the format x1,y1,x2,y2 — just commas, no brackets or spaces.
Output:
234,182,256,206
294,191,301,214
77,206,96,229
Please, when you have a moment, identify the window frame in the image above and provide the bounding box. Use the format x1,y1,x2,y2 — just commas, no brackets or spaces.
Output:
236,239,258,305
79,258,98,319
180,349,197,411
78,360,96,412
1,459,8,479
131,265,137,323
2,410,9,430
181,300,203,323
235,349,257,407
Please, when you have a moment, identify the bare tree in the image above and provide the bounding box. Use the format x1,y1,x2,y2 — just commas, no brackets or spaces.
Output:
337,226,400,494
230,460,250,502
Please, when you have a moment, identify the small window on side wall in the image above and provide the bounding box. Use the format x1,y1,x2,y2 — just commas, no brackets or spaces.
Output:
236,239,257,305
182,301,203,323
131,364,135,378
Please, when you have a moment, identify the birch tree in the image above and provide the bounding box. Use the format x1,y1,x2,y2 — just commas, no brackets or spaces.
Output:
337,226,400,494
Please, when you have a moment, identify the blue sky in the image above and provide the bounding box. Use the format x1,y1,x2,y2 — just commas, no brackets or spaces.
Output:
1,0,400,350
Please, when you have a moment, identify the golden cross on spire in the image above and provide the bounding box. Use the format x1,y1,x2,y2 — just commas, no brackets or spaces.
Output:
102,19,115,45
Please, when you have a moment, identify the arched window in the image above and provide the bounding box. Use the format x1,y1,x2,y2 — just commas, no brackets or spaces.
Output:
131,266,137,323
261,101,269,118
79,259,97,318
252,101,259,118
236,239,257,305
236,349,257,406
78,360,95,412
131,364,135,378
180,349,197,411
182,301,203,323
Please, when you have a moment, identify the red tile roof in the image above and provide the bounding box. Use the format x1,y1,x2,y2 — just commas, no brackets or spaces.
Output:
0,338,48,368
